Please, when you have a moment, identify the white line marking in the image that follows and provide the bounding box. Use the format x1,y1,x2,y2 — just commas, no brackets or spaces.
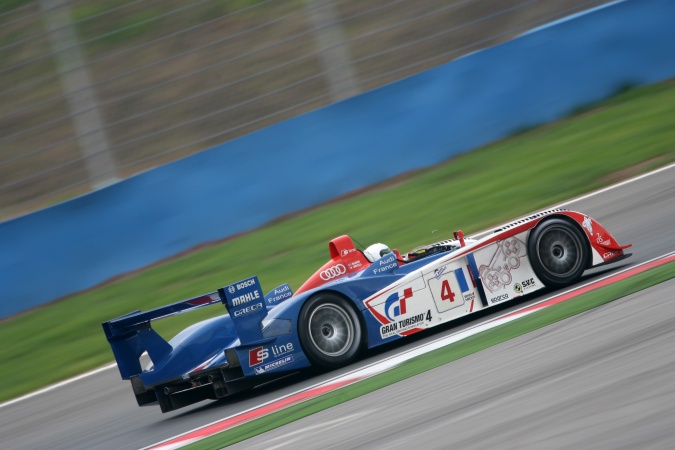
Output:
2,161,673,410
519,0,627,37
549,161,675,208
0,363,117,409
259,411,370,449
471,161,675,239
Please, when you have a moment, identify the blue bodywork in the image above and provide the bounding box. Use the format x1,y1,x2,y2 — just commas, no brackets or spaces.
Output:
102,250,450,411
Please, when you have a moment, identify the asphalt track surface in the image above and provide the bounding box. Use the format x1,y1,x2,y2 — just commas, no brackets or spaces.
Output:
1,164,674,450
231,278,675,450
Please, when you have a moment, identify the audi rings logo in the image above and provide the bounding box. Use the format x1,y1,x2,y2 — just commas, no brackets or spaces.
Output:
320,264,346,280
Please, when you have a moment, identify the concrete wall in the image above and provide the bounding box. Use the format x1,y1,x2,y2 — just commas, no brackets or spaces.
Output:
2,0,675,318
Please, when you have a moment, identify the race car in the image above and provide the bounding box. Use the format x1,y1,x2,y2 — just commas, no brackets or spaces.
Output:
103,209,631,412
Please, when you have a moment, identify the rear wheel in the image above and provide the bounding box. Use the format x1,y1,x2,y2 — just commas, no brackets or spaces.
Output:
528,218,588,288
298,293,362,369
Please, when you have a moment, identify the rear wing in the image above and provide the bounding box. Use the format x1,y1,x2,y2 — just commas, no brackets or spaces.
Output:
102,292,222,379
102,279,293,379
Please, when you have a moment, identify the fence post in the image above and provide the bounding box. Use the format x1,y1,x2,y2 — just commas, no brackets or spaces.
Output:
40,0,118,189
306,0,360,103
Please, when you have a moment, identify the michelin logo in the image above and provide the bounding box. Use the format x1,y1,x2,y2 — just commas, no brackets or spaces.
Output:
254,355,294,375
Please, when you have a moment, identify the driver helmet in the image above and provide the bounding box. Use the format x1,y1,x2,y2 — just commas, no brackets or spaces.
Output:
364,243,392,262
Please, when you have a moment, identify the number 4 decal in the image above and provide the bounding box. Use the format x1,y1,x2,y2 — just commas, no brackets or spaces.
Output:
429,269,465,313
441,279,455,302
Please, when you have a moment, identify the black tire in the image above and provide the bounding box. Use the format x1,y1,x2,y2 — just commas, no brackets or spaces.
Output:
298,293,362,369
528,218,588,288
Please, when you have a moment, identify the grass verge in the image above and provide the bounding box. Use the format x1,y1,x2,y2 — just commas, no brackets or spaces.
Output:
1,80,675,402
185,261,675,449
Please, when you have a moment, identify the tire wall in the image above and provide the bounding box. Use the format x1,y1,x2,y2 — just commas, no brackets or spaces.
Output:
2,0,675,318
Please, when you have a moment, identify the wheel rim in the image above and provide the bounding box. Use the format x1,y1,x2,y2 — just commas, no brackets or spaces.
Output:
536,225,583,277
308,304,354,357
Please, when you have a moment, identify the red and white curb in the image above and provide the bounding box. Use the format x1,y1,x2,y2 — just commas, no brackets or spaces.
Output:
146,252,675,450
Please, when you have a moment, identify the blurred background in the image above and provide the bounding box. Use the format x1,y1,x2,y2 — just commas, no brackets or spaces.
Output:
0,0,612,220
2,0,675,423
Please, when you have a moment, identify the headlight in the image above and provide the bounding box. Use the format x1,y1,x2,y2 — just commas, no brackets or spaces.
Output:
261,318,292,337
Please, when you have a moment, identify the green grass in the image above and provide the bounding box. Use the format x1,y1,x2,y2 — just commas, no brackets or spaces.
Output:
186,261,675,449
1,80,675,403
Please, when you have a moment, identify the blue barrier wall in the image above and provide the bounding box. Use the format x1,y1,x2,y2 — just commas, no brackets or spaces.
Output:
2,0,675,318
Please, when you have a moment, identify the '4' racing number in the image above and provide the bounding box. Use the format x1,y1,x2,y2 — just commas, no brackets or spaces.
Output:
440,279,455,302
429,268,466,313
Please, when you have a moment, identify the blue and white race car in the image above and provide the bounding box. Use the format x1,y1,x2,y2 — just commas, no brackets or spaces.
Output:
103,209,631,412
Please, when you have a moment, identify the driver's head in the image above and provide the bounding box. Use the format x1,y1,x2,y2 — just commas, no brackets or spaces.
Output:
364,243,392,262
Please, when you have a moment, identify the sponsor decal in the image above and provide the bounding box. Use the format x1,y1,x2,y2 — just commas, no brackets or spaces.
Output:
341,248,356,256
231,289,261,307
434,266,447,280
236,279,256,290
514,278,536,294
249,346,269,366
348,260,363,270
248,342,295,367
490,293,509,304
378,289,432,338
270,342,294,358
224,277,264,307
267,285,292,304
378,254,396,265
384,288,413,321
522,278,535,289
365,278,428,337
595,233,611,245
320,264,346,280
233,302,263,317
222,276,266,342
254,355,294,375
380,312,427,339
275,285,290,294
371,254,397,274
478,237,527,293
582,216,593,235
603,251,617,259
373,261,397,274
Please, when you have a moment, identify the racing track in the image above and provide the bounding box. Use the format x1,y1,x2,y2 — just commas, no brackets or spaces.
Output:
229,278,675,449
1,164,674,450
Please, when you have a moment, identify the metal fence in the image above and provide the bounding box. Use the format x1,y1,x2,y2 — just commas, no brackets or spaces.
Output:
0,0,610,219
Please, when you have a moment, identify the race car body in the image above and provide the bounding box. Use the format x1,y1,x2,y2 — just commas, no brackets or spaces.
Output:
103,209,631,412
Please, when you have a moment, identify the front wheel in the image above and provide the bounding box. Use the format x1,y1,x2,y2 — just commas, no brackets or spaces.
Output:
528,218,588,288
298,293,362,369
